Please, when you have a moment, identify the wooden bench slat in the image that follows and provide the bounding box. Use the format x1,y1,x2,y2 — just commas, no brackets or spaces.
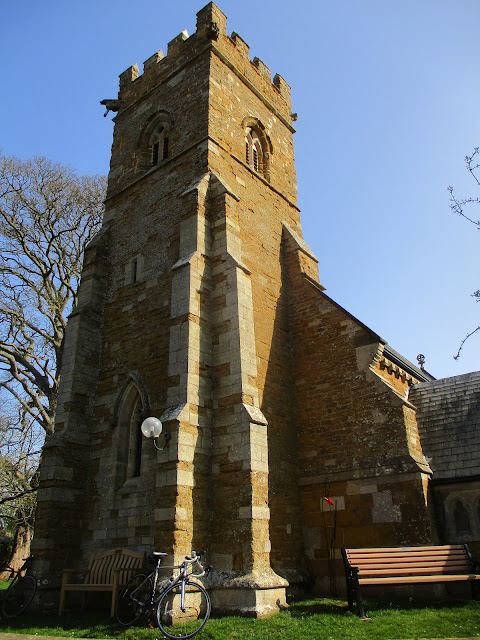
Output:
59,584,120,592
359,564,471,577
360,574,480,585
350,555,467,565
346,545,464,554
358,563,469,572
347,551,466,562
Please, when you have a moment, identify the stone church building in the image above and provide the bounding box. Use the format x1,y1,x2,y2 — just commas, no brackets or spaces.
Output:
33,3,480,616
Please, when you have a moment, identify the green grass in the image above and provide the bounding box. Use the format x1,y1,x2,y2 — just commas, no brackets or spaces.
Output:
1,598,480,640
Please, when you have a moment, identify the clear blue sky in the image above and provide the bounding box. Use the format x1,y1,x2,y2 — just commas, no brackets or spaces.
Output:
1,0,478,379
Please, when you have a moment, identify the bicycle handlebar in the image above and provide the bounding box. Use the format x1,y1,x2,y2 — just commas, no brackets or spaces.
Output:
184,551,207,578
149,549,210,578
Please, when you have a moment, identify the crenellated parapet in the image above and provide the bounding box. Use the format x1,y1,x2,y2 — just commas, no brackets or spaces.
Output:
116,2,292,120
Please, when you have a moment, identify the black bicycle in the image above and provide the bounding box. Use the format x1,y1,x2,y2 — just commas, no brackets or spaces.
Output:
115,550,211,640
1,555,37,617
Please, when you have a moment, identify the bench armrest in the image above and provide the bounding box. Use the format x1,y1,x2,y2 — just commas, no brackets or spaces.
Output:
61,568,90,586
62,568,89,574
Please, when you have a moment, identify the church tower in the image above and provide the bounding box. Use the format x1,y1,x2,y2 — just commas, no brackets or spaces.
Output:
34,2,437,615
34,3,302,616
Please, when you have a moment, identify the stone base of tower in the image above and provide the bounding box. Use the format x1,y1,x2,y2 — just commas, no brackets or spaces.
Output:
208,570,289,617
210,587,288,618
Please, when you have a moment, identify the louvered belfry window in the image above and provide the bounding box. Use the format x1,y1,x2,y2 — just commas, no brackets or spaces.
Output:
151,126,169,166
245,127,262,174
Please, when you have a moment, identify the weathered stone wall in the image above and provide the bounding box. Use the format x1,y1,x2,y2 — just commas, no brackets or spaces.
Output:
283,227,436,590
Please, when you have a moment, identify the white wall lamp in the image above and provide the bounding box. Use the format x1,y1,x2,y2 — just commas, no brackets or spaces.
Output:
141,417,171,451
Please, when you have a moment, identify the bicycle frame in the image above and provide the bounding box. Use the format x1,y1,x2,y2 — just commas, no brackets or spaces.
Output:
130,551,206,611
1,555,37,618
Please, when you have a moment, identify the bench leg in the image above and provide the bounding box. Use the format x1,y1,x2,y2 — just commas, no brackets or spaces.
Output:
471,581,480,600
345,576,354,611
58,588,66,615
352,571,366,619
111,590,117,618
111,574,120,617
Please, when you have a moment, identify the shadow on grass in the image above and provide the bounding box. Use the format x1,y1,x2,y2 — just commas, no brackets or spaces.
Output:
288,599,352,617
0,612,123,638
288,595,479,619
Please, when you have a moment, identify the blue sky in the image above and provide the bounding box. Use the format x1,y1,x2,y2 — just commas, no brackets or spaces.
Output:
1,0,479,379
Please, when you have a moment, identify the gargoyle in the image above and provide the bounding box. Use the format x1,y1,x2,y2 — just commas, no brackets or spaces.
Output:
100,99,121,117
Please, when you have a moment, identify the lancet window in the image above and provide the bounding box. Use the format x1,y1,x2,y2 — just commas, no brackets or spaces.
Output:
245,127,262,173
151,126,169,166
113,376,150,487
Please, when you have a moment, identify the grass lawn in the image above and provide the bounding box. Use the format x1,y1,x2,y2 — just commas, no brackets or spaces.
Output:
1,598,480,640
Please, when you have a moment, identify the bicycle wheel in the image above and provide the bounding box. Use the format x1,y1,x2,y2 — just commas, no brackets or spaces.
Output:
2,575,37,617
115,573,152,626
156,580,210,640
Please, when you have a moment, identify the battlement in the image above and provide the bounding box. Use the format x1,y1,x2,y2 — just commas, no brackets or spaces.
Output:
117,2,292,114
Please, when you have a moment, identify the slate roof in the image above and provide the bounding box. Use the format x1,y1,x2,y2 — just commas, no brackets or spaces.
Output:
409,371,480,481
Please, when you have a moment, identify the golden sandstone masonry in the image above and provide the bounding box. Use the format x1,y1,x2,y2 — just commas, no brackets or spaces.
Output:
33,2,479,616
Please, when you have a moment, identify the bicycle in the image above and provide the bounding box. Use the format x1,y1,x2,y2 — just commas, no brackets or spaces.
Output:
1,555,37,617
115,550,211,640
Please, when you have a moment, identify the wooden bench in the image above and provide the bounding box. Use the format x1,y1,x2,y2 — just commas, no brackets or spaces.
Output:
58,548,144,617
342,544,480,618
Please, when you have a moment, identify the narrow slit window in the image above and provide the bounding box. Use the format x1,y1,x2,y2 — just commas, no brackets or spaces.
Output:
151,126,168,166
132,415,143,477
152,142,159,166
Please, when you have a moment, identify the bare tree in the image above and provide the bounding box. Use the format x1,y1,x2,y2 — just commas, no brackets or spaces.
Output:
0,154,106,435
0,154,106,566
448,147,480,359
0,406,41,571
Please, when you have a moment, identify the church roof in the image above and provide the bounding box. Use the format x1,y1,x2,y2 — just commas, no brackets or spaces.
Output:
410,371,480,482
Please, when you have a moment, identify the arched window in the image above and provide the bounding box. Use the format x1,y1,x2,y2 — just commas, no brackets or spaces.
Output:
151,126,169,166
138,112,172,173
127,393,143,478
242,118,272,181
454,500,471,535
245,127,262,173
113,376,150,487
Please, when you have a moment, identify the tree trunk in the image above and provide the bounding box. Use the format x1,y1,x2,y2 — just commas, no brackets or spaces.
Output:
0,523,32,578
